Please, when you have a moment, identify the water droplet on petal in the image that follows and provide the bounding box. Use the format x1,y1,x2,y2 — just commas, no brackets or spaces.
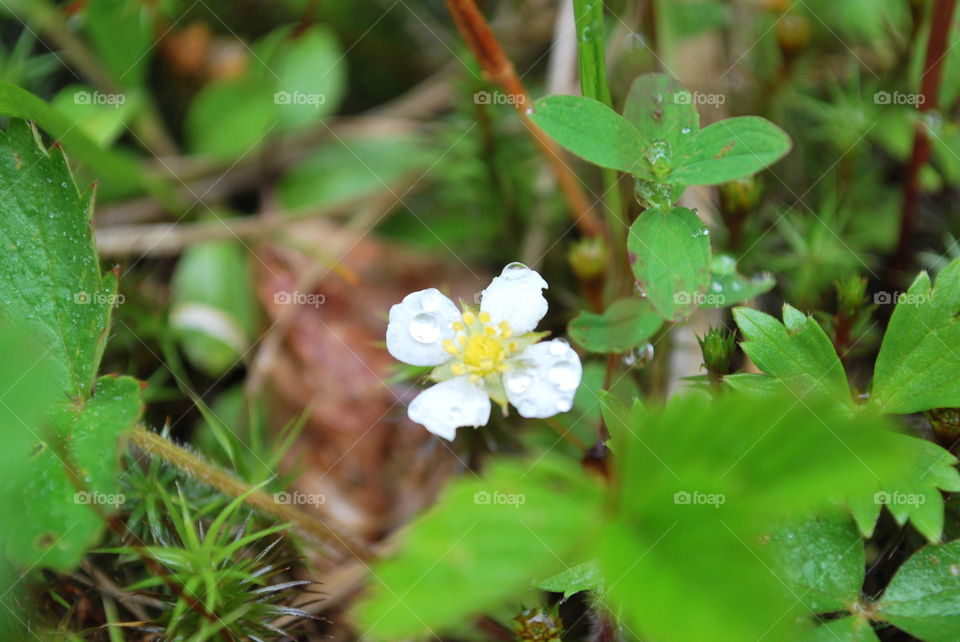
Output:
420,290,443,311
548,361,579,391
505,371,532,395
548,339,570,356
519,401,537,416
449,405,463,422
502,262,530,279
409,313,440,343
556,398,573,413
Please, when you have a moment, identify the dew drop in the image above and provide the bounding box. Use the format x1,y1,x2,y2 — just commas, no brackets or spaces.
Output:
681,127,691,134
623,343,655,368
951,564,960,576
502,262,530,280
548,339,570,356
505,371,532,395
409,313,440,343
711,281,723,293
548,361,579,391
634,283,648,298
556,398,573,413
449,405,463,422
420,289,443,312
525,107,535,116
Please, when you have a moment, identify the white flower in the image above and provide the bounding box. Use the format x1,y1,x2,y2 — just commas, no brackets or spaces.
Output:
386,262,583,440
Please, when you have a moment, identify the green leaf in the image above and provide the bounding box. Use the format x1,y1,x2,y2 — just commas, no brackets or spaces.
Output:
5,375,142,570
847,433,960,542
568,297,662,353
170,238,258,376
869,258,960,414
528,95,646,173
261,25,346,129
538,560,604,599
765,511,864,613
353,455,602,638
878,539,960,641
671,116,791,185
0,120,118,398
628,206,711,321
705,255,775,307
622,73,699,155
51,84,138,147
598,391,900,642
186,75,278,159
733,304,851,406
800,616,880,642
82,0,153,87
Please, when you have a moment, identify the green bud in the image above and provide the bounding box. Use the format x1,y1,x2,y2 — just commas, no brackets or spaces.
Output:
567,236,608,281
719,176,761,217
776,14,811,57
698,325,737,381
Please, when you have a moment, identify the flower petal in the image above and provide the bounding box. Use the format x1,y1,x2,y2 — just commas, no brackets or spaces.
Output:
503,339,582,419
386,288,461,366
408,376,491,440
479,262,548,335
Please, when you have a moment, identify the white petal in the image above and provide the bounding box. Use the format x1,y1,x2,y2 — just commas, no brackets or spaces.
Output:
386,288,461,366
408,377,491,440
479,262,549,335
503,339,582,419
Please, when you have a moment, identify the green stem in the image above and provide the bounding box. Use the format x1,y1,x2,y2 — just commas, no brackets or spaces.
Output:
129,426,371,559
573,0,627,299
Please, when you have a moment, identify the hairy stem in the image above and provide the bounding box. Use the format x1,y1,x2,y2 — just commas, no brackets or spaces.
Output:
895,0,957,270
129,426,371,559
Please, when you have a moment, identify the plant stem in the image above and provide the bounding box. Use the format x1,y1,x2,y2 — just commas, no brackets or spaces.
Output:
894,0,957,271
129,426,371,559
444,0,605,238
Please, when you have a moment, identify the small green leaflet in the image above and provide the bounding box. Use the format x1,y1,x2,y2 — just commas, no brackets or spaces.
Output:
622,73,699,158
568,297,662,353
352,456,603,638
670,116,792,185
528,95,647,173
869,258,960,414
732,304,851,406
538,560,604,599
628,206,711,322
705,255,775,308
801,616,880,642
877,539,960,641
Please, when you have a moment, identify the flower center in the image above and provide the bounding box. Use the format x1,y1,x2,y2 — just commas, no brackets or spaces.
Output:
443,310,518,381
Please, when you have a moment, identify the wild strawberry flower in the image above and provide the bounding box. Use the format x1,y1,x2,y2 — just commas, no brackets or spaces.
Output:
386,262,583,440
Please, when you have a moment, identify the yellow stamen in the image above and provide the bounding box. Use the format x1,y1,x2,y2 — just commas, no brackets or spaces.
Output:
462,311,476,325
452,321,464,332
478,311,491,323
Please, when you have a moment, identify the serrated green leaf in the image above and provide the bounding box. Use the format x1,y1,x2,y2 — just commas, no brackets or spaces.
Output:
568,297,662,354
628,206,711,322
4,375,142,570
622,73,699,155
671,116,791,185
528,95,646,173
733,305,851,406
598,391,900,642
878,539,960,641
800,615,880,642
848,433,960,542
0,120,117,398
869,258,960,414
765,511,864,613
353,455,602,638
538,560,604,599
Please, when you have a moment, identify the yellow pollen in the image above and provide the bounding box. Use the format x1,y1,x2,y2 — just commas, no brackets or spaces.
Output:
462,311,476,325
443,314,519,378
499,321,512,338
443,339,458,354
478,311,491,323
452,321,464,332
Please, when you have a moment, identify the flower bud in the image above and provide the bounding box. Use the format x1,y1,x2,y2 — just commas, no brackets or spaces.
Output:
835,275,867,320
513,608,563,642
776,14,811,59
697,326,737,381
567,236,608,282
